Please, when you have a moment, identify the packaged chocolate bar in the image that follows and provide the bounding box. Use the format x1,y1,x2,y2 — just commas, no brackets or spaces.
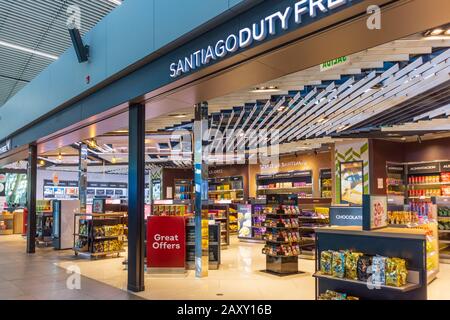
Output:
385,257,407,287
345,251,363,280
371,256,387,286
318,290,347,300
320,250,333,275
331,251,346,278
357,255,373,282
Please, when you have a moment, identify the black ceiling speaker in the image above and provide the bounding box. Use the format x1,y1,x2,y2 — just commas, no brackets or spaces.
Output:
68,27,89,63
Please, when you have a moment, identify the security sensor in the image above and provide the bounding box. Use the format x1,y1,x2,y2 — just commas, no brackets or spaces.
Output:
68,27,89,63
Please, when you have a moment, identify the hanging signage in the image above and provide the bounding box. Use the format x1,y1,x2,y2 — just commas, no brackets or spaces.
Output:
407,162,440,174
147,216,186,269
320,56,349,72
386,164,405,174
362,195,388,231
329,206,362,226
169,0,353,78
0,140,11,155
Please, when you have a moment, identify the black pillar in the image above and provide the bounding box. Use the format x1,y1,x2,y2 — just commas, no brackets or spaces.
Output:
26,144,37,254
128,103,146,292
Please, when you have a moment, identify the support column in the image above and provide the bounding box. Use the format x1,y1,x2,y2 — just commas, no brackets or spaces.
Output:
78,143,88,213
26,144,37,254
194,102,209,278
127,103,146,292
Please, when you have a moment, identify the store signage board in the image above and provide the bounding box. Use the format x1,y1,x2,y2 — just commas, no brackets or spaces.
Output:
170,0,354,78
386,164,405,174
362,195,388,231
147,216,186,269
0,139,11,155
407,162,440,174
320,56,349,72
441,161,450,173
329,206,362,226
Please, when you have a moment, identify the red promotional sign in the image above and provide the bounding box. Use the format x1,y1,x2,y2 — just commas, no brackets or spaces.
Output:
147,216,186,269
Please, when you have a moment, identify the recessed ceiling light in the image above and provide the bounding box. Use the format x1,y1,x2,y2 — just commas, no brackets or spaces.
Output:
430,28,444,36
0,40,58,60
170,114,188,118
250,86,280,93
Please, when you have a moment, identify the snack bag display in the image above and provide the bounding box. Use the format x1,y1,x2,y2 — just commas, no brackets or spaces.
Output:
331,251,346,278
320,250,333,275
371,256,387,285
357,255,373,282
385,257,407,287
345,251,363,280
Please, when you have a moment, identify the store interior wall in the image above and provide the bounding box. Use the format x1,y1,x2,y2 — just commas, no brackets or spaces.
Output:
248,152,332,198
370,137,450,196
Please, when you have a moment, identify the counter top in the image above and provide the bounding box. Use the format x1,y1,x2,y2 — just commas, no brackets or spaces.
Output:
315,226,427,240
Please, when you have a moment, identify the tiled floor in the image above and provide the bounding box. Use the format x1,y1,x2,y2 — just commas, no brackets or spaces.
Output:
2,235,450,300
0,235,142,300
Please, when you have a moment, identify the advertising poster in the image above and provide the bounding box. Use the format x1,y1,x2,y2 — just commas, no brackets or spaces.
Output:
363,195,388,231
147,216,186,269
237,204,252,239
340,161,364,205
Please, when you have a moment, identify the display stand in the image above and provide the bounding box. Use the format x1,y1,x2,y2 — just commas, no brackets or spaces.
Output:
186,222,221,270
208,176,244,202
434,196,450,264
262,195,301,276
314,227,428,300
73,213,125,259
174,179,193,200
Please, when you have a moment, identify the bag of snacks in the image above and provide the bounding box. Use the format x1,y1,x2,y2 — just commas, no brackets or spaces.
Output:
357,255,373,282
320,250,333,275
371,256,387,285
385,257,407,287
331,251,346,278
318,290,347,300
345,251,363,280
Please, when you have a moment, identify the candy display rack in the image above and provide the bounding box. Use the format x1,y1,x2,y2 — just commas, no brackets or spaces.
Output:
73,213,126,259
186,219,221,270
435,196,450,264
262,194,301,276
0,212,14,235
257,171,313,199
314,226,429,300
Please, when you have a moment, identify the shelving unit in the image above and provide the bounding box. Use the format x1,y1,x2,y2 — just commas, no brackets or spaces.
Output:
174,179,193,200
208,204,230,247
186,221,221,270
298,198,331,259
262,195,301,275
386,163,406,198
73,213,126,259
315,227,429,300
257,171,313,199
435,196,450,264
208,176,244,202
319,169,332,199
152,200,192,216
0,213,14,235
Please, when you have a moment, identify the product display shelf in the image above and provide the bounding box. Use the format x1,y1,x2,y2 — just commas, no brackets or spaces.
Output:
36,206,54,246
319,169,332,199
256,171,313,199
435,196,450,263
297,199,331,260
208,176,245,202
152,200,192,216
73,213,126,259
186,221,221,270
315,226,429,300
262,206,301,275
0,213,14,235
208,205,230,247
174,179,193,201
